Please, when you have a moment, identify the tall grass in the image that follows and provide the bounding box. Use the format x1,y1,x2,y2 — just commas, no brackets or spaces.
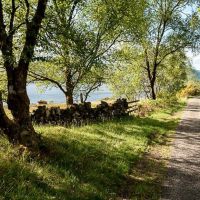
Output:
0,101,185,200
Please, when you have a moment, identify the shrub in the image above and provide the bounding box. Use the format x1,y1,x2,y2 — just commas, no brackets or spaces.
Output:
178,82,200,98
138,97,178,117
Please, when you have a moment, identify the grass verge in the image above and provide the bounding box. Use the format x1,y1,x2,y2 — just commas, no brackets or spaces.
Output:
0,100,185,200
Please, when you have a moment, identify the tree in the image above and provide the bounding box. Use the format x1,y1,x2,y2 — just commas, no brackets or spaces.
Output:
108,45,190,100
107,45,144,100
74,67,104,102
0,0,48,149
156,51,189,97
127,0,194,99
29,0,146,105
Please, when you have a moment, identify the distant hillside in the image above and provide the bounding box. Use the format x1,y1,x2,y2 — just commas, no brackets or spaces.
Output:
189,68,200,80
195,70,200,79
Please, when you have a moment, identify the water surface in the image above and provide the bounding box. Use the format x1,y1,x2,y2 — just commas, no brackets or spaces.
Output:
27,84,113,103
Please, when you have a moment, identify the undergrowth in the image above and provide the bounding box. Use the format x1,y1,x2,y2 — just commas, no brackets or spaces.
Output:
0,100,185,200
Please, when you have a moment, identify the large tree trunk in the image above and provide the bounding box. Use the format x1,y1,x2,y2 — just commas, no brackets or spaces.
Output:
66,70,74,105
0,66,39,149
0,0,48,150
0,66,40,149
65,89,74,105
5,68,40,148
0,93,39,150
65,90,74,105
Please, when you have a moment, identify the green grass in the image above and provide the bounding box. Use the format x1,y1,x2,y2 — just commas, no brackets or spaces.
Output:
0,101,185,200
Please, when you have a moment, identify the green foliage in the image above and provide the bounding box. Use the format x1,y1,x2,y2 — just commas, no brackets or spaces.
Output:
138,97,186,117
27,0,198,102
0,58,7,100
108,45,190,100
1,0,45,62
31,0,124,100
29,0,147,102
156,52,189,97
178,81,200,97
127,0,195,99
0,72,7,100
107,45,144,100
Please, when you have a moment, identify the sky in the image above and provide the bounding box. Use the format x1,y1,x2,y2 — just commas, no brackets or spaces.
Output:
186,51,200,71
185,4,200,71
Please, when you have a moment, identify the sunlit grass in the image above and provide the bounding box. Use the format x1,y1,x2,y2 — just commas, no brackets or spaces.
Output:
0,101,185,200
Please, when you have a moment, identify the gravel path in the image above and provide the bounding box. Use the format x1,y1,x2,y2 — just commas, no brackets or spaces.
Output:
161,98,200,200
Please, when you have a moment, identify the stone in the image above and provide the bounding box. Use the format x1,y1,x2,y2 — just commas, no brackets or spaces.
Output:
31,98,131,126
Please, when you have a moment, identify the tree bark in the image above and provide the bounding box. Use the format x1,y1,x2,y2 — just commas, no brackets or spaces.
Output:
65,90,74,105
66,69,74,105
0,0,48,150
6,67,40,148
80,93,84,103
150,79,156,100
150,64,157,100
144,49,157,100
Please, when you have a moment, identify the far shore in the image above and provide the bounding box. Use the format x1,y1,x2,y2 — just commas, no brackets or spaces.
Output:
29,97,116,112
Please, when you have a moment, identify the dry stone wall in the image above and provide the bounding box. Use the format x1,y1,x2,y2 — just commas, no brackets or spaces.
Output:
31,99,129,126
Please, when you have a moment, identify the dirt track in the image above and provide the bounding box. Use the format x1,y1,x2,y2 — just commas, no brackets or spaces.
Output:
161,98,200,200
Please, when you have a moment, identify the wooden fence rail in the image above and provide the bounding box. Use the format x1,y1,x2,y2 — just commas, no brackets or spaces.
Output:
127,100,140,114
127,100,140,104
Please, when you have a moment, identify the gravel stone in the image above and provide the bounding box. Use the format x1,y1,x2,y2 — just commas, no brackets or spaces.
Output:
161,98,200,200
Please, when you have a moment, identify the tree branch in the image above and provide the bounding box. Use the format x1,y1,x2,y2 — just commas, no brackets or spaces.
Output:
18,0,48,69
157,44,186,66
83,81,102,102
9,22,26,36
0,0,8,50
29,71,66,95
144,48,152,82
9,0,16,34
24,0,30,25
67,0,79,28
